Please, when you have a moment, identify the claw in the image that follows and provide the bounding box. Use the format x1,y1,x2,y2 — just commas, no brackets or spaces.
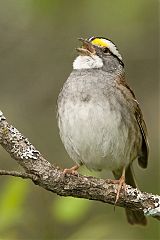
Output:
63,165,79,176
109,167,126,205
115,175,126,204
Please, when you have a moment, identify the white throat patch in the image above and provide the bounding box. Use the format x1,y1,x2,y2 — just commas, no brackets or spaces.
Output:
73,55,103,70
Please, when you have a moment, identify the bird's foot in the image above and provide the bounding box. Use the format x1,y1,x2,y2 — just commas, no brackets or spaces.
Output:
107,176,126,204
114,176,126,204
63,165,79,176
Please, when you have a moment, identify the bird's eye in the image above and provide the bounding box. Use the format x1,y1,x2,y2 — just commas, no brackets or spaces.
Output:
103,47,109,53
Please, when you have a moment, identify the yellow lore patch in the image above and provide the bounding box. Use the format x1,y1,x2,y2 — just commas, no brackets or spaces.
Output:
91,38,108,47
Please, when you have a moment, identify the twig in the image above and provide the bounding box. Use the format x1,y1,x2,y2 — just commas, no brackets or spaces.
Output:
0,110,159,221
0,169,38,181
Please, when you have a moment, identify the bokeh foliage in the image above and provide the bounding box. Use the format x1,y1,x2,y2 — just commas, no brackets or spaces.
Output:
0,0,159,239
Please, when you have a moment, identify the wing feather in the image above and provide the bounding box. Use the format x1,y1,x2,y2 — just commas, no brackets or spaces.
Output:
135,105,149,168
116,76,149,168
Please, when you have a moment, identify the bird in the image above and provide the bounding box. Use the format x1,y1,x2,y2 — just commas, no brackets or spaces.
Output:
57,36,149,225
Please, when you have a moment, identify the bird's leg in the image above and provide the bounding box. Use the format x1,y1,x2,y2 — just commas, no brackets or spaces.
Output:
63,165,79,175
115,167,126,204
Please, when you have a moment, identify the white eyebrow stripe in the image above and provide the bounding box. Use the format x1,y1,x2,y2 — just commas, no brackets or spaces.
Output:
101,39,122,60
88,37,122,61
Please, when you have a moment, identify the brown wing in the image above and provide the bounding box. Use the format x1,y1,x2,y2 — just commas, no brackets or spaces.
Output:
135,103,149,168
116,76,149,168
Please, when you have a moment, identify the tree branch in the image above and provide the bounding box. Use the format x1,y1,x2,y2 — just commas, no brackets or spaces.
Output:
0,110,159,221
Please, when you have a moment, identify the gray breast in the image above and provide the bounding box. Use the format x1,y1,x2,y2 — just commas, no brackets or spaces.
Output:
57,69,141,171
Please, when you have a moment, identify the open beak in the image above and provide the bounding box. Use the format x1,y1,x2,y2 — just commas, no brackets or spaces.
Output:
76,38,96,56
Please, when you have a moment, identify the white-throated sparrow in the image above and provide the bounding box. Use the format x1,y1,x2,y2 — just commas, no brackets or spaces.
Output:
57,36,149,225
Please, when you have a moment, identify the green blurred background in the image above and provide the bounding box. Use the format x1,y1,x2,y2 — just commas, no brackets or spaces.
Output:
0,0,159,239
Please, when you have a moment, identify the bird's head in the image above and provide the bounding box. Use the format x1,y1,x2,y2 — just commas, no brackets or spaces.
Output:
73,36,123,70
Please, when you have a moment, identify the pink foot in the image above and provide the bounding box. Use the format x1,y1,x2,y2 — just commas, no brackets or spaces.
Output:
114,176,126,204
63,165,79,176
